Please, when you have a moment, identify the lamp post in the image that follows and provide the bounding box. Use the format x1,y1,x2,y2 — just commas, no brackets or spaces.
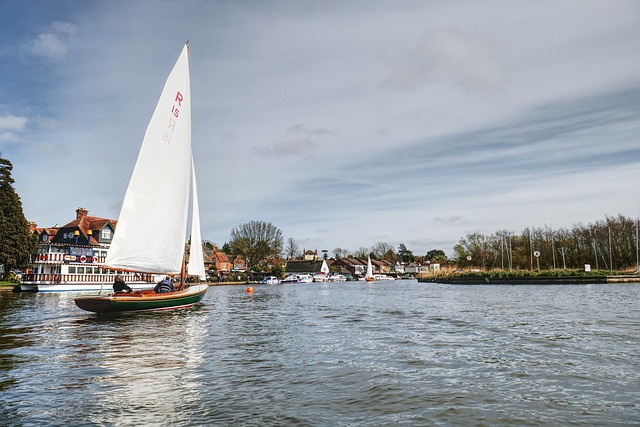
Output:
87,229,92,246
74,230,79,245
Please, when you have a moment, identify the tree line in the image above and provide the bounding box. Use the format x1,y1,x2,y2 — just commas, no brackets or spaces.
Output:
224,215,639,273
452,214,640,271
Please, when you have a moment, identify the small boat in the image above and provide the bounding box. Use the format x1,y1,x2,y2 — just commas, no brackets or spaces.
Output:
328,273,346,282
365,256,375,282
259,276,281,285
75,43,208,314
313,272,328,282
296,273,314,283
281,274,299,284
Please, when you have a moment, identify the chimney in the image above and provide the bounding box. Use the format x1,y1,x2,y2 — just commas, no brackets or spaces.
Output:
76,207,88,219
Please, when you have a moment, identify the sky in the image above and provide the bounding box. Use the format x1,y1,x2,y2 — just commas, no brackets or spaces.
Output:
1,1,639,258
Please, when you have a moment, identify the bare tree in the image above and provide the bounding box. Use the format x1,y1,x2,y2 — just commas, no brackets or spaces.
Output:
333,247,349,259
353,247,370,259
284,237,300,259
371,241,396,261
229,220,284,269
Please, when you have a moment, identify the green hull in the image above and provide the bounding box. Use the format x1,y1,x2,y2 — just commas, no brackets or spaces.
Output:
74,285,208,314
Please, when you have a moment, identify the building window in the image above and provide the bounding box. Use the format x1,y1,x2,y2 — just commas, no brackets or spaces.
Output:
101,229,111,240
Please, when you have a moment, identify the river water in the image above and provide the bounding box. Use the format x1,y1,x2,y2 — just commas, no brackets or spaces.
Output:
0,280,638,426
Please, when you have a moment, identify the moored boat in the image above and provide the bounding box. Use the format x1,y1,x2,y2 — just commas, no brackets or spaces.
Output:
281,274,299,284
20,209,161,292
260,276,281,284
296,273,314,283
313,272,329,282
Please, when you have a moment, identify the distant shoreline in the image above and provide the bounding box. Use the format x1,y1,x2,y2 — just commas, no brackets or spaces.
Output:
418,275,640,285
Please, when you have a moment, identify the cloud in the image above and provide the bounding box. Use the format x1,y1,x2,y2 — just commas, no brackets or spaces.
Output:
0,115,28,131
387,28,505,92
0,132,19,143
252,138,317,157
51,21,77,36
287,124,335,136
28,21,77,60
0,115,27,144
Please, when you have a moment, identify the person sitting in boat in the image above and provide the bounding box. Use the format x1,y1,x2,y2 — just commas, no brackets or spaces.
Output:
154,276,174,293
113,275,133,293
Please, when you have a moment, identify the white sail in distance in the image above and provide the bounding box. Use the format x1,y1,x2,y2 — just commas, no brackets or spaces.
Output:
105,44,191,274
365,255,373,279
320,259,330,274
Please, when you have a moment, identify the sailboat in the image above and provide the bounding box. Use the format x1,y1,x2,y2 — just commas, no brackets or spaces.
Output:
313,259,330,282
75,43,208,313
365,255,375,282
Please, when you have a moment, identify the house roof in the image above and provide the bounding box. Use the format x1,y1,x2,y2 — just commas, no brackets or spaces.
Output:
334,258,367,267
285,260,324,273
58,215,117,245
210,250,231,263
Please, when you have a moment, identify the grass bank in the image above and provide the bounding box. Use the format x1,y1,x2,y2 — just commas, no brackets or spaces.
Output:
0,281,19,291
418,269,640,284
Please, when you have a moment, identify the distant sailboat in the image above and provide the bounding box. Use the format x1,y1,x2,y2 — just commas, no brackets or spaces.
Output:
365,255,375,282
320,259,330,275
75,43,208,313
313,259,331,282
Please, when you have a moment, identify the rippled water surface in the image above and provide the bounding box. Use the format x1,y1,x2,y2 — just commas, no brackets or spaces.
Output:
1,281,639,426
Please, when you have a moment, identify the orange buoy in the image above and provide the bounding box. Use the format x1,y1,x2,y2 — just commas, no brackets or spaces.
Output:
246,286,254,293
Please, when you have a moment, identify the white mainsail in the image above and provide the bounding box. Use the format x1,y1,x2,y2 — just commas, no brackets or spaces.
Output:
365,255,373,280
320,259,329,274
187,156,206,280
106,44,192,274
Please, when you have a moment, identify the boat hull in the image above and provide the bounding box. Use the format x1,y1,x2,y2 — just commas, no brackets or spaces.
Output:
74,284,208,313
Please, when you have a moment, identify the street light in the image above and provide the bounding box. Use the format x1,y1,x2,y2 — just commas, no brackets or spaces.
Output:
73,230,79,245
87,229,92,246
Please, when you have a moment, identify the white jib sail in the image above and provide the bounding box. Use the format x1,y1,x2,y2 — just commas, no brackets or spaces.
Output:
187,156,206,280
105,44,191,274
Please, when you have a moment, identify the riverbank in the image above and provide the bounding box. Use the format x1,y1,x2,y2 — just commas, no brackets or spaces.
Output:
0,282,19,291
418,271,640,284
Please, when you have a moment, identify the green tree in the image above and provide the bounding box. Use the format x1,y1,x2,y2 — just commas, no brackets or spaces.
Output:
426,249,447,264
0,156,35,277
229,220,284,270
397,243,414,262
